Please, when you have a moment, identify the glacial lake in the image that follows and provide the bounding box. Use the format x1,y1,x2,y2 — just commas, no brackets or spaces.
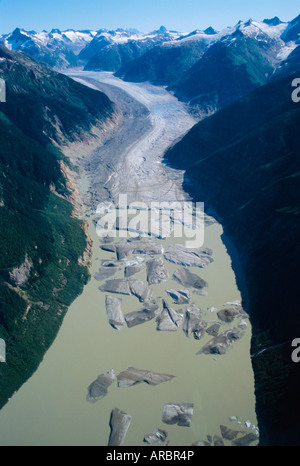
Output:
0,209,258,446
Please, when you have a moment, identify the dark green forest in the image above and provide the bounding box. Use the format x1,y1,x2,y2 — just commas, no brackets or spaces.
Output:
0,45,113,408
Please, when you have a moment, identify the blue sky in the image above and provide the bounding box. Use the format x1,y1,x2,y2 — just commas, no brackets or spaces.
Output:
0,0,299,34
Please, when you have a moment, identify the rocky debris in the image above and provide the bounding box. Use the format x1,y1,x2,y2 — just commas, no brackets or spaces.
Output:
182,305,206,339
193,425,249,446
238,307,249,317
220,425,242,441
101,259,120,267
105,296,125,330
172,268,208,290
232,433,258,446
117,367,175,388
9,256,33,287
86,369,115,403
115,240,163,260
156,299,183,331
129,277,153,302
124,256,144,267
229,416,238,422
206,323,221,337
124,263,145,278
108,408,132,446
125,304,160,328
127,235,143,242
223,301,249,318
162,403,194,427
238,320,248,330
208,306,218,313
213,435,224,446
164,244,213,268
144,428,168,445
166,289,190,304
217,307,238,323
193,290,208,296
94,267,118,281
100,279,131,295
100,276,153,302
223,300,241,307
101,235,115,244
192,441,211,446
198,328,244,355
100,244,116,253
146,257,169,285
204,214,216,226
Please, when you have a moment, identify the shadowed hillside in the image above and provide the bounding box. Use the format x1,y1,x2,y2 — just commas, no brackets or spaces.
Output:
0,45,114,409
165,71,300,445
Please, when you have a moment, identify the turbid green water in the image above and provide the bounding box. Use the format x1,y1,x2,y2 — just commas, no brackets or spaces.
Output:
0,208,258,446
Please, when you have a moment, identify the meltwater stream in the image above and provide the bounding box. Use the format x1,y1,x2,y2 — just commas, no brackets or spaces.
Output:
0,74,258,446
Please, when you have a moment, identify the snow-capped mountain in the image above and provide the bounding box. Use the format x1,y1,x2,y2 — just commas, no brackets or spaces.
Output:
0,26,181,70
116,16,300,114
0,28,98,68
171,17,294,59
79,26,183,71
0,15,299,94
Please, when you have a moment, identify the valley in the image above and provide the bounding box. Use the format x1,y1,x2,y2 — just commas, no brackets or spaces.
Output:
0,73,258,446
65,71,197,206
0,10,299,446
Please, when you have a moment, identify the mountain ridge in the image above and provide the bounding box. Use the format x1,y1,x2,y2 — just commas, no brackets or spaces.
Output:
1,15,298,76
0,44,114,410
115,15,299,114
165,71,300,445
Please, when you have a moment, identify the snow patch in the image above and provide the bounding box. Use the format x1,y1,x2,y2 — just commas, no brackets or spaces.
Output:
276,42,298,61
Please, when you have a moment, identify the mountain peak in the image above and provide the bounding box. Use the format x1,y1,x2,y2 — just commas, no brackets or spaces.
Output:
204,27,217,35
231,28,244,39
263,16,282,26
290,13,300,25
11,27,25,35
150,25,168,35
159,26,167,33
10,28,32,42
282,13,300,42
